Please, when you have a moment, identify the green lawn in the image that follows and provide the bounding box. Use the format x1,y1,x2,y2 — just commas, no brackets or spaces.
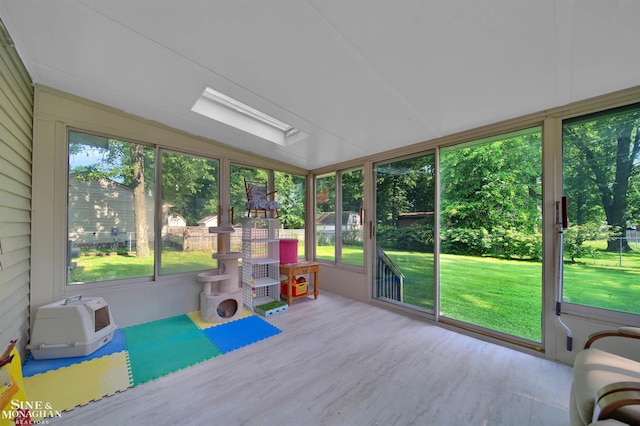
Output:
381,251,544,341
72,244,640,344
579,239,640,267
439,254,542,342
383,249,640,342
71,246,306,282
315,245,364,266
70,253,154,282
70,249,215,282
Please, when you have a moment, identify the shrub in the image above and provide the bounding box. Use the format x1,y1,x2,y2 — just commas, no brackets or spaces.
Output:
563,223,613,263
316,230,335,246
441,227,542,260
441,227,491,256
377,223,434,252
342,229,363,246
489,228,542,261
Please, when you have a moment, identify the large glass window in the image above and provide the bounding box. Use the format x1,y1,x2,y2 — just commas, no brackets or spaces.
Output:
562,104,640,316
68,130,156,284
230,164,306,259
160,151,219,275
315,173,336,262
230,164,272,253
275,171,306,261
67,130,224,284
341,168,365,267
314,169,364,266
231,164,270,224
374,154,435,312
440,127,543,343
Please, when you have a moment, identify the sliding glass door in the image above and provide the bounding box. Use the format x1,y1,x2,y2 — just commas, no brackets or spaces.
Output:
373,153,436,312
371,128,543,345
439,128,543,343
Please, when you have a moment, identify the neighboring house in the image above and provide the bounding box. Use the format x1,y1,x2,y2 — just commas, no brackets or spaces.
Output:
68,175,155,247
315,211,362,244
168,214,187,227
197,215,219,227
397,212,434,228
315,211,361,232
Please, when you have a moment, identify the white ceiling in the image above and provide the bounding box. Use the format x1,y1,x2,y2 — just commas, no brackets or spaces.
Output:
1,1,640,170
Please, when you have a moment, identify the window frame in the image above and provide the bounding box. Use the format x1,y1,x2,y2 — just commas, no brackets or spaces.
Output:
66,137,309,290
559,102,640,327
158,149,221,277
313,166,365,270
67,129,228,287
438,126,544,344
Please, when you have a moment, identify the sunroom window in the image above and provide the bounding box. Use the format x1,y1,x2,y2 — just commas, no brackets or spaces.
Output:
314,168,364,267
67,130,156,284
562,103,640,317
67,130,221,284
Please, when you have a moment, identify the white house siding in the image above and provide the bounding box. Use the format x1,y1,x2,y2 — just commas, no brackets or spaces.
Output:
68,176,154,247
0,18,33,356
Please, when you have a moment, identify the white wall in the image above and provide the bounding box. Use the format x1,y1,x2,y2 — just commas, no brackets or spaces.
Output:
319,265,369,303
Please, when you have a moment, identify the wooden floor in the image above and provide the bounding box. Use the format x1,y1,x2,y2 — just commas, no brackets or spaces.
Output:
48,292,573,425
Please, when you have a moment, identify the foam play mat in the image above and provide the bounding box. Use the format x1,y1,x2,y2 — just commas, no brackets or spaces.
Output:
21,311,280,421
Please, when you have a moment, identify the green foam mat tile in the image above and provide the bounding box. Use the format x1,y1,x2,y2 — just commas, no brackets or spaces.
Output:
124,314,221,386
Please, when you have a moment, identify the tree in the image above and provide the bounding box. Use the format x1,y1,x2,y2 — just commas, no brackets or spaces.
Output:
275,172,305,229
440,133,542,234
341,168,363,214
70,135,155,259
161,153,218,225
438,131,542,257
562,141,603,226
563,108,640,252
375,154,435,227
131,144,150,257
374,154,436,252
315,173,336,214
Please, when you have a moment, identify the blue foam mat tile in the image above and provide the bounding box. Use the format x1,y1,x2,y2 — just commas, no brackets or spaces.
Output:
203,315,281,354
22,328,127,377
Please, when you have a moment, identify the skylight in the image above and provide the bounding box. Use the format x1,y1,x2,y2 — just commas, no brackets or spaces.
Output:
191,87,306,146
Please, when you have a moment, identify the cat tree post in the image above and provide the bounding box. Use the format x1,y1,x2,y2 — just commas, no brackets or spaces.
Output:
197,224,243,323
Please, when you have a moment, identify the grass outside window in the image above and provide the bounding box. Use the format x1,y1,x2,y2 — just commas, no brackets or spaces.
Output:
71,243,640,343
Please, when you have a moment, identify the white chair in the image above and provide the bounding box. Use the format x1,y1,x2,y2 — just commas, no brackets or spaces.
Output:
571,327,640,426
